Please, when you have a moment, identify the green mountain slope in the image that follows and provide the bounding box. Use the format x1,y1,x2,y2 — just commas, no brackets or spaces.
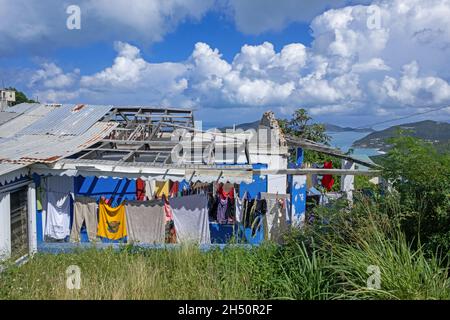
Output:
353,120,450,151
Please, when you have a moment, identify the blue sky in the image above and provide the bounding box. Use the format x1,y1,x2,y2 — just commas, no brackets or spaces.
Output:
0,0,449,128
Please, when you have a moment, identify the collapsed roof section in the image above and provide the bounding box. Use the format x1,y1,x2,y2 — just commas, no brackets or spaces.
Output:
68,106,197,165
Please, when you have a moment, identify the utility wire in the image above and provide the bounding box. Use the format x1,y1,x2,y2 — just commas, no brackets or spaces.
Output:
354,105,450,129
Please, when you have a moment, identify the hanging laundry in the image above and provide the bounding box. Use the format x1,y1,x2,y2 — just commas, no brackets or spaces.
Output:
208,193,218,221
266,199,288,243
321,161,335,191
70,196,98,243
171,194,211,244
225,197,235,223
218,183,235,200
242,199,267,229
216,196,228,224
44,176,74,241
155,180,170,198
45,192,72,240
165,220,177,244
235,194,245,223
97,199,127,240
192,182,209,194
36,185,44,211
126,200,165,244
163,196,174,223
145,179,156,200
136,178,146,201
178,180,190,195
169,181,179,198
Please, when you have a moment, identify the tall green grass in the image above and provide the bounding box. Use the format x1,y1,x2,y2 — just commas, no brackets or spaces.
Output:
1,197,449,300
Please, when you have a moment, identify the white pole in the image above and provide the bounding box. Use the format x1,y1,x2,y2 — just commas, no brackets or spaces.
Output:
0,192,11,261
27,183,37,256
340,160,355,204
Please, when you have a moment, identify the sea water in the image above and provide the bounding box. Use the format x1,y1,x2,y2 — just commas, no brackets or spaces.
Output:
328,131,383,158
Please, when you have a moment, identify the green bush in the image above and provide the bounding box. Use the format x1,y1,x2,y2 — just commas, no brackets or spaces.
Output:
381,135,450,254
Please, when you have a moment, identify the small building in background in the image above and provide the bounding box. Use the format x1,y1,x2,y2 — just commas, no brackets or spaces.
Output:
0,89,16,110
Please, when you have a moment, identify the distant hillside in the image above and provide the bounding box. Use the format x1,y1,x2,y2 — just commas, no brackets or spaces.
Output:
353,120,450,151
324,123,375,133
218,120,260,132
219,121,374,133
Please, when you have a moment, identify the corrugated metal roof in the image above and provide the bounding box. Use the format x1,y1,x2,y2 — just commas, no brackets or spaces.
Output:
20,104,113,136
0,112,20,126
0,122,117,164
0,103,41,126
6,103,40,114
0,104,58,138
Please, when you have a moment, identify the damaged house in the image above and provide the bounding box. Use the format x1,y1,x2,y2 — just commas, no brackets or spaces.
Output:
0,103,380,262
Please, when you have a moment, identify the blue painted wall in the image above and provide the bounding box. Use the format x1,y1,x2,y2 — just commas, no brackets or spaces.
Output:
236,163,268,243
209,223,235,244
74,176,136,206
239,163,268,200
289,148,307,225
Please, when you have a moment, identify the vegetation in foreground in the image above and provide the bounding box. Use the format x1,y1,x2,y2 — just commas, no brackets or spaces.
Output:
1,194,450,299
0,204,449,300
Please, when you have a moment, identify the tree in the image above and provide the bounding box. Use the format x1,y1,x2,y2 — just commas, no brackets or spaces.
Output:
278,108,341,191
279,108,330,144
381,133,450,254
5,87,36,105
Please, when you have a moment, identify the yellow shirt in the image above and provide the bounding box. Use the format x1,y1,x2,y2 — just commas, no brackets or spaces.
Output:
155,181,170,198
97,200,127,240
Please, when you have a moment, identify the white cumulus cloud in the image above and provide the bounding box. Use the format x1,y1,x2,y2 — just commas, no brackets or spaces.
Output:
13,0,450,125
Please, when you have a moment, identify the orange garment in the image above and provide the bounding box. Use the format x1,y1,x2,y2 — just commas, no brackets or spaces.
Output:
97,199,127,240
169,181,179,198
136,178,146,201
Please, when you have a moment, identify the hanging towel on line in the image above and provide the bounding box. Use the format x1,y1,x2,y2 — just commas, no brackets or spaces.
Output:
44,176,74,240
97,199,127,240
171,194,211,245
126,200,166,244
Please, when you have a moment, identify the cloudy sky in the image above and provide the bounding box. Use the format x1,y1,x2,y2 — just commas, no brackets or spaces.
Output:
0,0,449,128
